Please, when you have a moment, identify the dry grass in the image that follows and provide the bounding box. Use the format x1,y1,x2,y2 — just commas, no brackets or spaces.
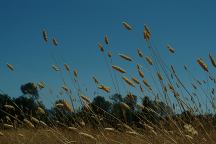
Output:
1,21,216,144
1,128,216,144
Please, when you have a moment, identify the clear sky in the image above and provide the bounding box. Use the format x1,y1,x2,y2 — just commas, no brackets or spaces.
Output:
0,0,215,108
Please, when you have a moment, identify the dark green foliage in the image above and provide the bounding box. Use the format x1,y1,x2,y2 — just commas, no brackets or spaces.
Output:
110,93,123,103
142,96,173,123
14,96,44,117
124,94,137,111
0,84,176,128
49,99,76,126
110,93,138,123
90,96,111,114
21,82,39,99
0,83,47,125
14,96,36,113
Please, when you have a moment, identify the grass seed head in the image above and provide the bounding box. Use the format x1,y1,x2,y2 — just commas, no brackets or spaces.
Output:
120,102,130,110
118,53,133,61
136,64,142,70
122,76,135,87
79,120,86,127
73,68,78,77
137,104,144,110
52,65,60,71
52,38,58,46
79,132,96,141
209,53,216,68
6,116,11,121
80,95,91,104
62,100,73,112
157,72,163,81
145,56,153,65
92,76,99,84
31,117,39,124
4,104,15,110
138,69,144,78
98,42,104,52
167,44,175,54
122,21,132,30
37,107,45,114
62,85,69,92
197,58,208,72
104,35,109,45
108,51,112,58
126,131,139,136
24,119,35,128
38,81,45,89
191,83,197,89
142,79,151,89
137,48,144,57
39,121,48,127
104,127,115,132
42,29,48,42
132,76,140,84
98,84,110,93
184,124,198,136
168,83,174,91
139,85,144,93
0,132,4,136
184,65,188,71
64,64,70,73
68,126,78,132
185,135,193,140
112,65,126,73
127,92,135,100
143,25,151,40
6,63,14,71
18,133,24,137
3,124,13,129
56,103,64,108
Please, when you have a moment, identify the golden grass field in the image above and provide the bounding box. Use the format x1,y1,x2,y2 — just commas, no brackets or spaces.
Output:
1,127,216,144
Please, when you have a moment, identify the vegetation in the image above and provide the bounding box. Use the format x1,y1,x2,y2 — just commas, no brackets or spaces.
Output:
0,21,216,143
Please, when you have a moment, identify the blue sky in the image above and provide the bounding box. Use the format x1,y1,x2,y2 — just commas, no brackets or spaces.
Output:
0,0,215,108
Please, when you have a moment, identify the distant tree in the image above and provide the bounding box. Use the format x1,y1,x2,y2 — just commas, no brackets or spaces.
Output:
50,99,75,125
154,101,173,117
111,103,124,120
142,96,152,107
124,94,137,111
110,93,139,123
110,93,123,103
110,93,123,120
90,96,111,115
21,82,39,99
142,96,173,123
14,96,38,116
123,94,138,123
